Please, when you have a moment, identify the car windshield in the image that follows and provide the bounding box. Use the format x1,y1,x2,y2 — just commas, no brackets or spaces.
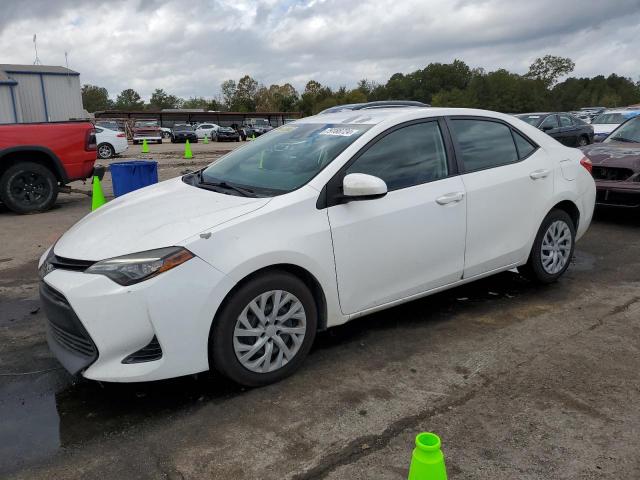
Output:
219,127,234,132
200,123,372,194
134,121,158,127
592,113,624,125
174,125,193,131
605,117,640,144
516,115,543,126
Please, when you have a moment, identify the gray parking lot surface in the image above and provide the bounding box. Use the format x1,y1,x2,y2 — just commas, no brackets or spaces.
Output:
1,165,639,478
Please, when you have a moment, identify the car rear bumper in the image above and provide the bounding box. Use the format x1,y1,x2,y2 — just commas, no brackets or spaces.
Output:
40,256,235,382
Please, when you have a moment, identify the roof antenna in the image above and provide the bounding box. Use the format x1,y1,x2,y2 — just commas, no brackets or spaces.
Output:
33,34,42,65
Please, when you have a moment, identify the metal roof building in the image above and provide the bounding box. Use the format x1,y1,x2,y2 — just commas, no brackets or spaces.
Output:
0,64,85,124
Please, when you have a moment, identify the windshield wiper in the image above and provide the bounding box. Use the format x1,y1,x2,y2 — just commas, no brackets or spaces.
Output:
609,137,636,143
196,171,256,197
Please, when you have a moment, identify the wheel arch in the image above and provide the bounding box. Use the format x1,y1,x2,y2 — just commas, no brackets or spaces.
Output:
551,199,580,230
211,263,329,335
0,146,68,183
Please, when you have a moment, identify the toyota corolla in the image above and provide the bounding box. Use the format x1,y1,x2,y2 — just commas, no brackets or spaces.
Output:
39,105,596,386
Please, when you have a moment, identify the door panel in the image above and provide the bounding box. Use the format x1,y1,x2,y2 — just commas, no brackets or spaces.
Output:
328,177,467,314
461,149,554,277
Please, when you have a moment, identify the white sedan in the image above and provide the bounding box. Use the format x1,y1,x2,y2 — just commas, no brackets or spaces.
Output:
95,126,128,159
39,106,595,386
195,123,220,139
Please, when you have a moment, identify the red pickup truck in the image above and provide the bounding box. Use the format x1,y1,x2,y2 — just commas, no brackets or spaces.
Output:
0,121,97,214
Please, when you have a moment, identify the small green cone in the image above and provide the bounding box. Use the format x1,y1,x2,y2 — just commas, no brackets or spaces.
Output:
141,138,149,153
203,134,209,144
408,433,447,480
251,133,256,141
91,175,107,211
184,139,193,159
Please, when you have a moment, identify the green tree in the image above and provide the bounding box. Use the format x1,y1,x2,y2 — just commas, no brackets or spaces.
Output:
527,55,575,88
148,88,182,109
115,89,144,110
81,84,112,112
220,80,237,110
234,75,259,111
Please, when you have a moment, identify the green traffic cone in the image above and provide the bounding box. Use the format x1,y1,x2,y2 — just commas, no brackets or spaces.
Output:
408,433,447,480
251,133,256,141
203,134,209,144
91,175,106,211
141,138,149,153
184,139,193,159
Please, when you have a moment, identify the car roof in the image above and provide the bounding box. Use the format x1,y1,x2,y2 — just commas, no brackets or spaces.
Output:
296,107,523,126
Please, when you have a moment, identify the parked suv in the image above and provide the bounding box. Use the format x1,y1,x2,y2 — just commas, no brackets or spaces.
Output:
40,106,595,386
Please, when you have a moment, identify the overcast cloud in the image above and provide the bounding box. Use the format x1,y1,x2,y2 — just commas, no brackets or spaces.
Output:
1,0,639,100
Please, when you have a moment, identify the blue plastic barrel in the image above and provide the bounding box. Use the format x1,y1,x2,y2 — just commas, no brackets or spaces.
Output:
109,160,158,197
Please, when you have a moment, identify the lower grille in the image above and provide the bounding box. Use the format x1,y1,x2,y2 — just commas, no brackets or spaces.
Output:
596,189,640,207
40,281,98,373
49,321,97,357
122,336,163,364
592,166,634,181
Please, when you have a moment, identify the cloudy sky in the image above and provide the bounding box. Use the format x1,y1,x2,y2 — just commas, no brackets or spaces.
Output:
1,0,639,100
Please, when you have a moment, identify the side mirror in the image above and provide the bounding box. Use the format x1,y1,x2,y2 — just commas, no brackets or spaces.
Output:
541,125,553,132
342,173,387,200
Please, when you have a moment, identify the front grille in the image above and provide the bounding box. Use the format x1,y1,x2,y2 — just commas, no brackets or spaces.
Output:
122,336,163,364
592,166,634,181
50,255,94,272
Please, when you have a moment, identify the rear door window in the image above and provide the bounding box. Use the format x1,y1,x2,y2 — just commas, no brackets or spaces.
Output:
449,119,518,172
540,115,559,129
559,115,573,127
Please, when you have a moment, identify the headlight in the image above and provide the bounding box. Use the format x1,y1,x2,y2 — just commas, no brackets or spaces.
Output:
38,246,56,279
85,247,194,286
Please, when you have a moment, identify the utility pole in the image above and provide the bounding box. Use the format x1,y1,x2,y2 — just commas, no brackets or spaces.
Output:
33,34,42,65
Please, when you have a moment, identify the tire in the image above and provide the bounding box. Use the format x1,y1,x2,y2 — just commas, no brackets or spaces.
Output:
162,131,171,139
210,271,318,387
133,140,138,145
97,143,114,159
157,139,162,144
577,135,589,147
519,209,576,284
0,162,59,214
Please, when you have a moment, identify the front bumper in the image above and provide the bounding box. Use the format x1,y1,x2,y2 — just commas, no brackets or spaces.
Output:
133,135,162,141
40,256,235,382
595,182,640,207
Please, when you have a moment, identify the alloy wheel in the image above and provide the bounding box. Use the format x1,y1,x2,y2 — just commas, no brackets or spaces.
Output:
98,144,112,159
233,290,307,373
10,171,49,207
540,220,572,274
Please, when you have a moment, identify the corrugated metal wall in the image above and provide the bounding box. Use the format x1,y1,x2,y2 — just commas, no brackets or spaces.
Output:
42,75,84,120
10,73,46,122
0,86,18,123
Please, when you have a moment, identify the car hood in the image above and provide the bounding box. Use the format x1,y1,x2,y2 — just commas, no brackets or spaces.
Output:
592,124,618,135
55,177,270,261
581,142,640,170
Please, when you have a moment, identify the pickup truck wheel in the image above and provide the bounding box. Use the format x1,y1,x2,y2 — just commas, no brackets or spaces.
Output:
0,162,59,214
97,143,114,159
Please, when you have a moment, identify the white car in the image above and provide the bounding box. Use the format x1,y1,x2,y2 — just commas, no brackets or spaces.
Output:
195,123,220,139
95,126,128,159
591,109,640,142
39,106,595,386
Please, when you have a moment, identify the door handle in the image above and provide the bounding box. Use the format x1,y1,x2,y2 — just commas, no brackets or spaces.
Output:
530,169,550,180
436,192,465,205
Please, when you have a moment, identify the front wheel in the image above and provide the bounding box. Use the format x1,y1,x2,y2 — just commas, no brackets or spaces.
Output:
519,209,575,284
577,135,589,147
209,271,317,387
0,162,59,214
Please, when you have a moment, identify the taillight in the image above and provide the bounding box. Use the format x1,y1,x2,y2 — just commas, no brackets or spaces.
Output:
580,156,593,174
85,128,97,151
116,133,125,138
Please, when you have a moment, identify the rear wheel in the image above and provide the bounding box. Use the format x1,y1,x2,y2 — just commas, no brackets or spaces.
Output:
577,135,589,147
97,143,115,159
519,209,575,284
0,162,59,214
210,271,317,386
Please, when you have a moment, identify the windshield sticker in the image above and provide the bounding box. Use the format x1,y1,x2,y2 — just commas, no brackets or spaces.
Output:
319,127,360,137
527,116,540,118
